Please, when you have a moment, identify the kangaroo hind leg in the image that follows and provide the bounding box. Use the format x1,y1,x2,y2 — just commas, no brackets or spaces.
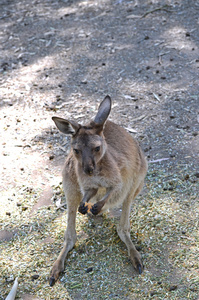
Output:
117,184,144,274
49,180,81,286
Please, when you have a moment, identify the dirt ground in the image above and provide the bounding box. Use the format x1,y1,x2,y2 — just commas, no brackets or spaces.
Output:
0,0,199,299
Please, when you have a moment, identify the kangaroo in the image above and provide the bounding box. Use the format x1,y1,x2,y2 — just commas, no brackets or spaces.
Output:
49,95,148,286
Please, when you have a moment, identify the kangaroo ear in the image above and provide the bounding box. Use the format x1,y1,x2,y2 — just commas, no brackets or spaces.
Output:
94,95,112,126
52,117,80,135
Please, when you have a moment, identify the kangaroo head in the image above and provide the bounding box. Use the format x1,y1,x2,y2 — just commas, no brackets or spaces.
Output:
52,95,112,175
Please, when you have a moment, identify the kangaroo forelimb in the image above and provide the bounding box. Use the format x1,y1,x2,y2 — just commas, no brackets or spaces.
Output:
78,188,98,214
90,188,113,215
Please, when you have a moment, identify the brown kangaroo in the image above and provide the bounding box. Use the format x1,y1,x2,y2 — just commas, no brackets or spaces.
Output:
49,95,148,286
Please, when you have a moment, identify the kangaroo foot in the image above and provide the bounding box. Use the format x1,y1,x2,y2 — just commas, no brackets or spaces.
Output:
129,248,143,274
49,259,64,286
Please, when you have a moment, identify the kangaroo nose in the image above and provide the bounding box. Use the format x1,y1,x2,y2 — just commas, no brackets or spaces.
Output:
82,155,95,176
84,166,94,176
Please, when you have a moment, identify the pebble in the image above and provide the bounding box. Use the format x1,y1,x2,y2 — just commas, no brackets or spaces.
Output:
150,290,157,296
31,274,40,280
169,285,178,291
86,267,93,273
22,207,28,211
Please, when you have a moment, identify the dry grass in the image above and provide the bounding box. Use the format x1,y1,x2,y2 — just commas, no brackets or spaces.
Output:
0,160,198,300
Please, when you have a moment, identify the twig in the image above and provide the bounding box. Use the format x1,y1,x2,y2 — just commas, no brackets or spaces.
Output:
153,93,161,102
131,114,146,122
96,247,108,255
158,51,170,64
149,158,170,163
125,127,137,133
56,203,67,210
140,5,173,19
5,278,18,300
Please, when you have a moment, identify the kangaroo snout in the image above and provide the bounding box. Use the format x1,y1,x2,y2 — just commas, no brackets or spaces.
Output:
84,165,94,175
83,159,95,175
81,148,96,175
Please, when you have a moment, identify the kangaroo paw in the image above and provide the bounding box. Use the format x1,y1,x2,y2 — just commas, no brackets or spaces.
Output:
90,203,101,215
78,202,88,215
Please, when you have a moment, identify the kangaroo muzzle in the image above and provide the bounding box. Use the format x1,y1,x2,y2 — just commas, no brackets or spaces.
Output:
84,165,94,175
82,158,95,175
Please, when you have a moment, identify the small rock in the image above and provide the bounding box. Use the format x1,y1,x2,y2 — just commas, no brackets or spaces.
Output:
56,95,62,101
49,155,54,160
182,125,190,130
169,285,178,291
189,286,197,292
126,8,133,12
86,267,93,273
22,207,28,211
194,172,199,178
192,131,198,136
184,174,189,180
31,274,40,280
168,186,174,191
81,79,87,84
150,290,157,296
6,275,14,283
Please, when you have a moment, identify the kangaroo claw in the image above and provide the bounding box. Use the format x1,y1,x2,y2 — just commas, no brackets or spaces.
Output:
49,276,56,287
131,253,143,275
138,264,143,274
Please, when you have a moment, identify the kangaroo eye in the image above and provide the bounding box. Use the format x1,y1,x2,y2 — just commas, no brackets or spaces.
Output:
73,149,79,155
95,146,100,152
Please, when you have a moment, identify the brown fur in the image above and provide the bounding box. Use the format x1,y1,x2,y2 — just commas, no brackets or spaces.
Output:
49,96,148,286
